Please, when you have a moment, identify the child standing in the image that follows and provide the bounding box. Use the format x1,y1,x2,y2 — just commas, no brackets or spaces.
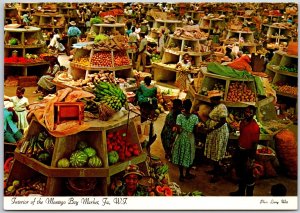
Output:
4,87,29,132
171,99,199,182
161,99,182,160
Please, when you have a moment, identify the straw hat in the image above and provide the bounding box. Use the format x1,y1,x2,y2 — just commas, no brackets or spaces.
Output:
208,90,223,99
123,165,144,179
141,19,149,24
69,21,76,26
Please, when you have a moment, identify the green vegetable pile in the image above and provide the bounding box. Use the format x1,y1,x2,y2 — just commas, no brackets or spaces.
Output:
151,54,162,63
90,16,103,26
94,34,110,43
279,65,297,73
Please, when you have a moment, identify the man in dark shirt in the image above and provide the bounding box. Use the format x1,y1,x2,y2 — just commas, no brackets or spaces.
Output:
230,105,260,196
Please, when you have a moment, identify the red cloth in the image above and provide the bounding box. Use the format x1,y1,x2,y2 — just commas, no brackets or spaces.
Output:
228,55,252,72
239,119,260,149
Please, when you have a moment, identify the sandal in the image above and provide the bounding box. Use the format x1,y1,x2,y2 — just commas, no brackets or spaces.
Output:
33,90,40,94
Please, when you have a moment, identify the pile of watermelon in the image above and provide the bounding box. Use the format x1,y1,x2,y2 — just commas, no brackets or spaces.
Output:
57,141,103,168
107,130,141,165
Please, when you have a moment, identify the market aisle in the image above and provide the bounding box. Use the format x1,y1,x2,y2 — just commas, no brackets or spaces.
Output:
150,113,297,196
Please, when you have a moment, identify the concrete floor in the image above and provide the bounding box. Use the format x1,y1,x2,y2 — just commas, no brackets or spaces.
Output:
4,54,297,196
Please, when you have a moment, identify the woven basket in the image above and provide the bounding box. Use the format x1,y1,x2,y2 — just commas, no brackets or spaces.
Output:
66,178,97,196
256,145,276,162
98,103,117,121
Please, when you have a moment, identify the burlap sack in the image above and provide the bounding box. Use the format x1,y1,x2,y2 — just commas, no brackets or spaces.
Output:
286,42,298,56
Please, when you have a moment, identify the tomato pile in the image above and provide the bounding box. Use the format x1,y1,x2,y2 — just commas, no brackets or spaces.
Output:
113,51,131,66
107,130,141,162
91,51,112,67
4,57,44,64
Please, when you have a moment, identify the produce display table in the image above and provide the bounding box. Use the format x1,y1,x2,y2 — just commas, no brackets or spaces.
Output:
152,19,182,33
7,113,147,196
87,23,126,41
152,32,211,85
265,50,298,121
4,26,49,76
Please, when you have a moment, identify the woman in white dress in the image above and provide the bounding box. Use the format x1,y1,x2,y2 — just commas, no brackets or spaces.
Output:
48,29,65,53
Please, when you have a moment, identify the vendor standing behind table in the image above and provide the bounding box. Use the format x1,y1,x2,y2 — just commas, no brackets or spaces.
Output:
230,105,260,196
136,32,151,72
67,21,82,56
35,56,60,96
204,90,229,183
175,53,192,92
157,28,166,56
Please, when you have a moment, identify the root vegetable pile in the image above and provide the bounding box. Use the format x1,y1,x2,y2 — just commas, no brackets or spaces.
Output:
5,178,46,196
227,82,256,102
276,85,297,96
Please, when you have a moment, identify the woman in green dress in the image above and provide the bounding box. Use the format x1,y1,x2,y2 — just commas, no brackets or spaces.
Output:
161,99,182,160
171,99,199,182
136,76,158,123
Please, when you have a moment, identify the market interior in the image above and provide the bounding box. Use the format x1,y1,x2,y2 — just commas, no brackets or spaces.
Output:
3,2,298,197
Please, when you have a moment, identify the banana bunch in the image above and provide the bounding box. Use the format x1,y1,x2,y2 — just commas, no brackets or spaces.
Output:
43,137,55,154
156,164,169,175
80,98,98,114
25,136,44,158
93,81,127,111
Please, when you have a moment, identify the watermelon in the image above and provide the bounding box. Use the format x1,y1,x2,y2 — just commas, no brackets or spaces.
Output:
37,152,50,163
57,158,70,168
108,151,119,165
88,156,103,168
70,151,88,167
83,147,97,158
9,38,18,45
76,141,88,150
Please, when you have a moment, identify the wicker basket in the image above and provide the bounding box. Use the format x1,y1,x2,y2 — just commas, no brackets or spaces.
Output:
66,178,97,196
256,145,276,161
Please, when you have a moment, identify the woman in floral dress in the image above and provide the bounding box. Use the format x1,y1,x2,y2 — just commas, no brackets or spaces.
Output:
204,90,229,183
172,99,199,182
161,99,182,160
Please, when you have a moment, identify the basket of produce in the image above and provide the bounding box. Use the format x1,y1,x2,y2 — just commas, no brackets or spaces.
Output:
126,92,136,103
66,177,97,196
256,145,276,161
98,103,117,121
